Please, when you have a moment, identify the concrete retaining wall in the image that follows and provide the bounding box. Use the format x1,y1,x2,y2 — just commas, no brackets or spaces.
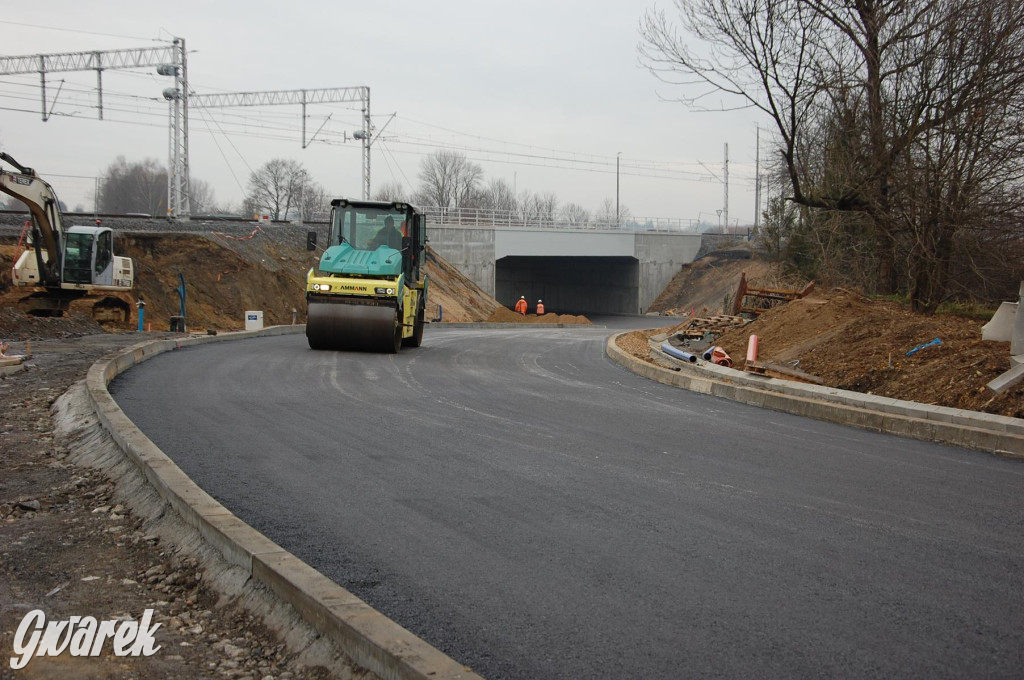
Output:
606,334,1024,458
86,327,483,680
428,226,497,297
635,233,702,313
428,226,703,314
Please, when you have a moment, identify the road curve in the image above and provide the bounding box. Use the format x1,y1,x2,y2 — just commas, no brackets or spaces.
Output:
109,324,1024,679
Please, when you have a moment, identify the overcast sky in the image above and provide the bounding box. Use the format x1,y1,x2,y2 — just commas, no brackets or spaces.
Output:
0,1,765,225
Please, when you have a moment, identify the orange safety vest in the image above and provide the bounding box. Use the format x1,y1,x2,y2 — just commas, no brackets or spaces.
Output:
536,302,545,315
515,298,528,315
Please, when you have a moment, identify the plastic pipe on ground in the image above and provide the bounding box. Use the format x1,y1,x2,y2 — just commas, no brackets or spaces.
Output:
661,341,698,363
710,346,733,368
746,335,759,362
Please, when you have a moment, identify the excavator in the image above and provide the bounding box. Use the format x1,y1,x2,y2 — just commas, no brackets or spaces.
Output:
2,152,135,323
305,199,428,352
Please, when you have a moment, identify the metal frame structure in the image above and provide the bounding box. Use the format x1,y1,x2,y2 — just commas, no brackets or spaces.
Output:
0,44,177,121
190,86,372,199
0,42,373,215
0,40,191,219
165,39,190,220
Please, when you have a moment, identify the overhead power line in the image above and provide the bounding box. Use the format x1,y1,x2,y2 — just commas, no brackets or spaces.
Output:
0,20,164,43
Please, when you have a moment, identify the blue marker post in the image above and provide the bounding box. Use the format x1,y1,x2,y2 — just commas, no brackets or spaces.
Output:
136,298,146,332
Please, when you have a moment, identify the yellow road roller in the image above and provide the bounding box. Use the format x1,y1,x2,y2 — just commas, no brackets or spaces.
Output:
305,199,428,352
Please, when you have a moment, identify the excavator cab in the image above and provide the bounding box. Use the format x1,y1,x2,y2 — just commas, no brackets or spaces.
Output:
60,226,133,288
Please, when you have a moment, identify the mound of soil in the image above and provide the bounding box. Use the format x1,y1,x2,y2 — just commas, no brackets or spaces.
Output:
123,233,309,332
0,306,106,340
714,290,1023,417
486,306,592,325
623,289,1024,418
425,247,501,323
647,246,774,316
0,231,502,340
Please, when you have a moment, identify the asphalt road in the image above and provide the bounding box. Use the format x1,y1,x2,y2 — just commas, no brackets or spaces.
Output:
109,322,1024,679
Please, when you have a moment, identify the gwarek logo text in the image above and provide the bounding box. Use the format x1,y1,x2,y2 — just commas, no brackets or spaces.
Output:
9,608,162,669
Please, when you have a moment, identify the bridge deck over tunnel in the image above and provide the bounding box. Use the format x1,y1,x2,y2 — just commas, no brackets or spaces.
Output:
428,225,702,314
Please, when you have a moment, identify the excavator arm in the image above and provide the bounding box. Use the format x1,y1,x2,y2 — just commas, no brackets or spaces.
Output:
0,152,64,287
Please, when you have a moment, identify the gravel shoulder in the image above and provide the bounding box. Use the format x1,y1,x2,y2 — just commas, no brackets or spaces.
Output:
0,332,356,679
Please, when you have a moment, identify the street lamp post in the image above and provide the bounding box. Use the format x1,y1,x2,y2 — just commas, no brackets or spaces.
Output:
616,151,622,227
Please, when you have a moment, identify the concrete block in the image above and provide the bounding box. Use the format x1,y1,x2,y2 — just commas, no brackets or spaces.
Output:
921,404,966,424
1014,282,1024,356
981,301,1017,342
987,362,1024,394
200,513,286,572
0,361,26,376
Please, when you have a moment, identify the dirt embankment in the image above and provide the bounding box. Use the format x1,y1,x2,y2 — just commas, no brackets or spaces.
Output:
423,246,501,323
622,246,1023,418
1,231,503,339
623,288,1024,419
715,290,1023,417
646,246,773,316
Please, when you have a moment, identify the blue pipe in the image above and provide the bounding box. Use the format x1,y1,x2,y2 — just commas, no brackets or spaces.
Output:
661,341,697,363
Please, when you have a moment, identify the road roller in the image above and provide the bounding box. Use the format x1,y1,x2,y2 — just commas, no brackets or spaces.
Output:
305,199,428,352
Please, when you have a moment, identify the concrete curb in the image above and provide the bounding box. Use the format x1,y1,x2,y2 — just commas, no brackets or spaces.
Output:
1,361,26,376
431,322,600,329
85,325,483,680
606,333,1024,459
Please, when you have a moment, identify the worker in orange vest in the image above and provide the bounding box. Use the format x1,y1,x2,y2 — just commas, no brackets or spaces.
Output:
514,296,528,315
536,299,545,315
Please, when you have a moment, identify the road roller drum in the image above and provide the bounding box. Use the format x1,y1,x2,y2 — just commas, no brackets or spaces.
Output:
306,301,401,353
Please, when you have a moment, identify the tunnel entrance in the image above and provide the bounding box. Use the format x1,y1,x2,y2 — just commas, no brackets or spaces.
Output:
495,256,639,315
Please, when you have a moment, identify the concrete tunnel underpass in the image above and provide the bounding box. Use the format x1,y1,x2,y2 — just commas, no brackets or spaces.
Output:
428,225,704,316
496,255,640,316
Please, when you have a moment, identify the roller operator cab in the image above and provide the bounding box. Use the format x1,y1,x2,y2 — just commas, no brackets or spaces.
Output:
305,199,428,353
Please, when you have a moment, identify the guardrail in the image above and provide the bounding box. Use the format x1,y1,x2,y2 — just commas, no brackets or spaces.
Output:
420,206,717,233
0,207,756,236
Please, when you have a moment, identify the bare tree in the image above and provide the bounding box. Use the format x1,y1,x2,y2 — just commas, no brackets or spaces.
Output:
245,158,310,220
594,199,630,227
594,199,616,227
515,190,540,225
479,178,518,214
641,0,1024,311
372,181,406,202
189,178,216,215
297,182,331,221
416,150,484,209
561,203,591,226
535,192,559,225
98,156,167,215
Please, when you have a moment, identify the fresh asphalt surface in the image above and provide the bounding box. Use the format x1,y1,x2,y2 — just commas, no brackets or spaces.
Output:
109,319,1024,679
